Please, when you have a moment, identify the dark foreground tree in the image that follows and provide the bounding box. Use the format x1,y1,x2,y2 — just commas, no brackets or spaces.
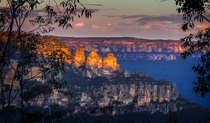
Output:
174,0,210,96
0,0,91,122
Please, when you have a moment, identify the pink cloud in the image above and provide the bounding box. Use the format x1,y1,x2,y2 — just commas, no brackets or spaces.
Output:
91,24,100,29
75,22,85,27
107,23,112,26
91,24,109,31
195,21,209,30
136,21,171,30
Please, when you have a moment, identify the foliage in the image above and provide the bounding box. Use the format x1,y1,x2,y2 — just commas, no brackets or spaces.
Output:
0,0,92,122
181,28,210,96
165,112,179,123
174,0,210,31
0,0,92,32
0,106,20,123
23,105,68,123
23,84,52,102
61,106,210,123
175,0,210,96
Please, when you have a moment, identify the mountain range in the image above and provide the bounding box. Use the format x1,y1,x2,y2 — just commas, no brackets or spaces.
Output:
58,37,190,61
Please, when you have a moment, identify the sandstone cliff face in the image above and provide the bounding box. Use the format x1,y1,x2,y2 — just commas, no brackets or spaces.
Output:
71,47,120,78
61,37,191,61
73,46,86,67
103,52,119,70
74,47,120,71
86,49,102,69
71,80,180,115
19,68,184,116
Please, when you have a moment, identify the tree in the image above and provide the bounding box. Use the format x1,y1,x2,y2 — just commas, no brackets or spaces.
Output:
0,0,91,122
174,0,210,96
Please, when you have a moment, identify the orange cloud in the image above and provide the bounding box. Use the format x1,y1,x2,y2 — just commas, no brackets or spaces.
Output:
195,21,209,30
75,22,85,27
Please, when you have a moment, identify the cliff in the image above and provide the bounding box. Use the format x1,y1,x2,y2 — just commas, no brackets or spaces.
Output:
86,49,102,69
28,71,181,115
71,73,180,115
58,37,190,61
76,82,179,115
103,52,119,70
10,66,181,116
71,47,120,78
73,46,86,67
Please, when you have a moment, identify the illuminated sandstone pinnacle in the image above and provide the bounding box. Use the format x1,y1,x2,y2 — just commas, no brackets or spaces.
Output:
86,49,102,68
103,52,119,70
73,46,86,67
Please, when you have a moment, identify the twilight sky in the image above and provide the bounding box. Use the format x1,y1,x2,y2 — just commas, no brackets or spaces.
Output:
52,0,185,39
1,0,209,39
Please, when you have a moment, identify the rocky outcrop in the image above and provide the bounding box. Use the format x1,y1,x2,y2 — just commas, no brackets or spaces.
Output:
73,46,86,67
103,52,119,70
86,49,102,69
22,78,181,115
71,47,120,78
68,74,180,115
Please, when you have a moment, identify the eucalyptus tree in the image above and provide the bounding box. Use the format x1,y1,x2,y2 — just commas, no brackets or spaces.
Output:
0,0,91,122
174,0,210,96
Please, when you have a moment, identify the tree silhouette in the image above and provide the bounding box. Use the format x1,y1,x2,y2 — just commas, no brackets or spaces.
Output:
0,0,91,122
174,0,210,96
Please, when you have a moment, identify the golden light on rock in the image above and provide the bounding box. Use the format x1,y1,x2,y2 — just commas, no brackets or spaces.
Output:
103,52,119,70
73,46,86,67
86,49,102,68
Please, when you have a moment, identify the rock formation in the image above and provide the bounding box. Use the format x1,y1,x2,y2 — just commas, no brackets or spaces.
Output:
23,70,181,115
71,46,120,78
66,74,181,115
86,49,102,69
102,52,119,70
73,46,86,67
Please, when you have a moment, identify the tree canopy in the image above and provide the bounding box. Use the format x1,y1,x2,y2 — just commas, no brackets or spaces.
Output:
174,0,210,96
0,0,92,122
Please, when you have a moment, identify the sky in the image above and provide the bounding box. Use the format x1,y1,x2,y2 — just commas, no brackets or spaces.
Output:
52,0,185,39
1,0,209,40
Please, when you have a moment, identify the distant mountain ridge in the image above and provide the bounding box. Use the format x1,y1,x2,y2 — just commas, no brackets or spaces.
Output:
57,37,191,61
